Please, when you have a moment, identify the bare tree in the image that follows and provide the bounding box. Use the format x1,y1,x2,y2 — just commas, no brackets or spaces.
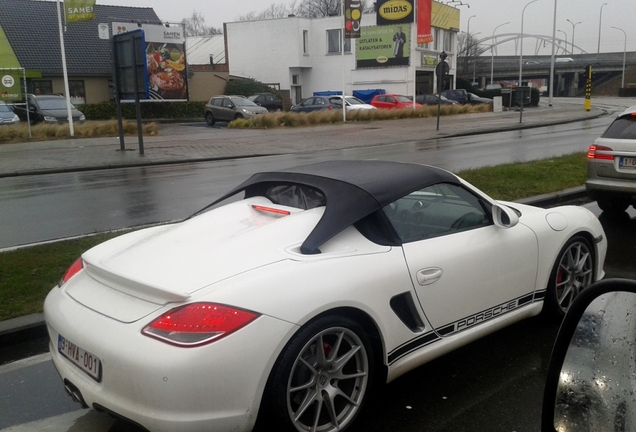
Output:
457,32,488,82
182,11,222,36
237,1,300,20
237,0,374,21
297,0,341,17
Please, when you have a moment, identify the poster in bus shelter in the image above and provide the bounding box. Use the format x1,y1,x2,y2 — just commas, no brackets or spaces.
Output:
356,24,410,68
113,23,188,101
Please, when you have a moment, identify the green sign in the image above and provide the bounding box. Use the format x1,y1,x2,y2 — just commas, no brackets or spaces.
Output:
0,71,22,102
356,24,410,68
65,0,96,23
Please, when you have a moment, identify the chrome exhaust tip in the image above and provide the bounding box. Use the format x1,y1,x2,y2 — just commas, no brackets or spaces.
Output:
63,379,88,408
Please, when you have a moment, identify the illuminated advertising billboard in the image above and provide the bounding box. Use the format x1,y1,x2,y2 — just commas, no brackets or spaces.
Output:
113,23,188,101
356,24,410,68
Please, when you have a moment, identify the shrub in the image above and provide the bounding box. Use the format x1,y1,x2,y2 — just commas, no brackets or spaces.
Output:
77,101,205,121
224,78,282,98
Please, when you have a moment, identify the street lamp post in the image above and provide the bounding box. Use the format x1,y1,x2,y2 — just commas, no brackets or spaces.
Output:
566,18,581,55
519,0,538,123
612,26,627,88
557,29,568,54
467,15,476,84
471,32,481,84
598,3,607,54
467,14,476,35
491,22,509,85
549,0,557,107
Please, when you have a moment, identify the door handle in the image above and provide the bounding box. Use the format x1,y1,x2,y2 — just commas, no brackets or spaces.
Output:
416,267,443,286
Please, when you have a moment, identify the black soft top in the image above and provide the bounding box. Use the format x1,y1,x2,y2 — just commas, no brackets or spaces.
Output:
205,160,459,254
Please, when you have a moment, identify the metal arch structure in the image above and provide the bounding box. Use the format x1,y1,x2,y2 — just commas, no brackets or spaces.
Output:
472,33,587,56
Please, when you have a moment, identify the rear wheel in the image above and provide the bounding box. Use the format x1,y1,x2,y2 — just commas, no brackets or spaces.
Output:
545,235,594,317
596,198,629,213
205,112,215,126
261,315,374,432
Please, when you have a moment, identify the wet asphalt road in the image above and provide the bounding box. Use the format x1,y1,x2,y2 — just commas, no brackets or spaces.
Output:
2,202,635,432
2,112,636,431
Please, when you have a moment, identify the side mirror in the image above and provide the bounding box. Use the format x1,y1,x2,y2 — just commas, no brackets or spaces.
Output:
492,203,519,228
542,279,636,432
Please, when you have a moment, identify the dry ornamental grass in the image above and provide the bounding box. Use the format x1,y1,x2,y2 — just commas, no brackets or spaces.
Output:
229,104,492,129
0,120,159,144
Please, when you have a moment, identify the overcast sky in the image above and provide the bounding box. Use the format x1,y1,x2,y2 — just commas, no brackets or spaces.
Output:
95,0,635,55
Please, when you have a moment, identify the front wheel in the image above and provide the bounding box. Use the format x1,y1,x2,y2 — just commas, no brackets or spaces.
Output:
545,235,594,317
261,315,374,432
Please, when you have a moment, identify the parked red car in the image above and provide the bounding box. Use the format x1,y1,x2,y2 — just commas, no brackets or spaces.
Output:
370,94,421,109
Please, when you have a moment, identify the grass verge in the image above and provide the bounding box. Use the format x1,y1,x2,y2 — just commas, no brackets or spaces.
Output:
0,152,587,322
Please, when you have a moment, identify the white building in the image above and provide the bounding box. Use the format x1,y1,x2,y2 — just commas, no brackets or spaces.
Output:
225,2,460,104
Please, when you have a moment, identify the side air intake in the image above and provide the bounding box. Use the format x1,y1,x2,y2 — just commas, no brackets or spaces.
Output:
390,292,425,332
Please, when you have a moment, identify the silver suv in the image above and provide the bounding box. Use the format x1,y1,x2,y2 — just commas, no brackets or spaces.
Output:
204,95,267,126
586,105,636,212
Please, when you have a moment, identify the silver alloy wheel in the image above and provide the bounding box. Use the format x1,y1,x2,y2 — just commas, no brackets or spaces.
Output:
286,326,369,432
554,241,594,313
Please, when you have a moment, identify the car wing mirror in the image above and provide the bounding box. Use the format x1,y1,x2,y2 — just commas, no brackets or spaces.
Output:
541,279,636,432
492,203,519,228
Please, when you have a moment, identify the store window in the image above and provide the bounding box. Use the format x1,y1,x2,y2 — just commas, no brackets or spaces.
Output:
327,29,351,54
68,80,86,104
444,31,453,53
31,80,52,95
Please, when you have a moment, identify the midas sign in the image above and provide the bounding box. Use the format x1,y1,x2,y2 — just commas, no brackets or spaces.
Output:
377,0,414,24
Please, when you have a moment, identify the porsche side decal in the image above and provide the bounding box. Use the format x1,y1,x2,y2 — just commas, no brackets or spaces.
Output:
388,331,439,364
388,293,538,365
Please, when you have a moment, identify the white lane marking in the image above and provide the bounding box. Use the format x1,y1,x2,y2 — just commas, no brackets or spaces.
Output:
0,410,115,432
0,353,51,375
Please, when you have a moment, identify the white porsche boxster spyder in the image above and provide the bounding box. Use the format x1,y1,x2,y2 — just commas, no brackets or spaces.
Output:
44,160,606,432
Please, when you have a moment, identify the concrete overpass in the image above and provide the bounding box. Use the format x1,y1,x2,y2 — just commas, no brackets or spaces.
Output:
462,33,635,95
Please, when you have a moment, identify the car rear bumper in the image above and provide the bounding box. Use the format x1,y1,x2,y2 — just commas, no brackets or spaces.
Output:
586,178,636,201
44,286,296,432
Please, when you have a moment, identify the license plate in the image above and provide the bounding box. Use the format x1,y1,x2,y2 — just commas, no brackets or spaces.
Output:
619,157,636,168
58,334,102,382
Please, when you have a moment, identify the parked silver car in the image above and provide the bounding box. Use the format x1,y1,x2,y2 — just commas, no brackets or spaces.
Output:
0,101,20,125
586,105,636,212
204,95,268,126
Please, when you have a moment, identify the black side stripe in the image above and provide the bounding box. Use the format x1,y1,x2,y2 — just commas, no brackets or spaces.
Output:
533,290,546,300
387,293,542,365
388,331,440,364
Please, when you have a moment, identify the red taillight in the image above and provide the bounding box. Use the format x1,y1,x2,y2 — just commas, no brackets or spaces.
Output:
587,144,614,160
59,258,83,287
142,303,259,347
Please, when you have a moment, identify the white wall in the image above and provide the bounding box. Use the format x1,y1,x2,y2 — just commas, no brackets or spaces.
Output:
226,13,457,100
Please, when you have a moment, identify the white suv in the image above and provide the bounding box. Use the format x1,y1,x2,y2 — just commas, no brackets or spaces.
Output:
586,105,636,212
